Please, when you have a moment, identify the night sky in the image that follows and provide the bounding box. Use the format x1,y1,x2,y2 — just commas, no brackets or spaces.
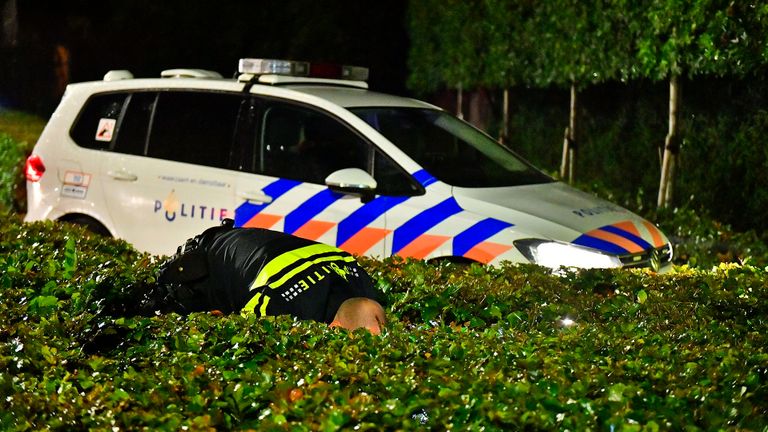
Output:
2,0,410,113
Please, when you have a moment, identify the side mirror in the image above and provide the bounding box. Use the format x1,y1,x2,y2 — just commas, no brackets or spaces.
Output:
325,168,377,203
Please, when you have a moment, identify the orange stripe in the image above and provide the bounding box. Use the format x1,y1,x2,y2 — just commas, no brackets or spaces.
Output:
340,227,390,256
463,241,513,264
613,221,641,238
642,221,665,248
587,229,644,254
396,234,450,260
292,220,335,241
244,213,282,229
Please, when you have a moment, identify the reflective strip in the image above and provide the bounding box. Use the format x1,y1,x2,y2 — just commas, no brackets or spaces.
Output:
242,292,270,315
243,213,282,229
412,169,438,188
573,220,665,255
614,221,642,238
585,229,644,253
396,234,450,259
642,221,665,248
463,241,514,264
292,220,336,241
284,189,343,234
392,197,463,254
453,218,513,256
235,178,301,227
572,235,628,255
262,254,356,290
600,224,652,251
250,243,352,289
337,195,408,245
340,227,391,255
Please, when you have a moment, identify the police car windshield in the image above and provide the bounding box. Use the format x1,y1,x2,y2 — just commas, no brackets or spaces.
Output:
351,108,552,188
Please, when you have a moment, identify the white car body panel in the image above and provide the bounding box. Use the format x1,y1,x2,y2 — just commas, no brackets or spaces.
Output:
24,70,672,270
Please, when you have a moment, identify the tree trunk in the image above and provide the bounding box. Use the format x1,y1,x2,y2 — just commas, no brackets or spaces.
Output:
53,44,70,98
2,0,18,47
499,88,509,144
658,75,680,208
456,83,464,119
560,84,577,183
468,88,491,132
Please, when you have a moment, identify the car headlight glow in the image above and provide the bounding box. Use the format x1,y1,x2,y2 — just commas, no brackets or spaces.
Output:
514,239,622,270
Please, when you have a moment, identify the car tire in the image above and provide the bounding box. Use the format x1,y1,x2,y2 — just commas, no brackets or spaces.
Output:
59,215,112,237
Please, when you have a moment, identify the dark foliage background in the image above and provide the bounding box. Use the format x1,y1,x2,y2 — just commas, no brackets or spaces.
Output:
2,0,768,236
0,0,409,113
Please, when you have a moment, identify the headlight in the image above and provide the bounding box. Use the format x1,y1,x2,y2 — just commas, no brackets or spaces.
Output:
514,239,622,270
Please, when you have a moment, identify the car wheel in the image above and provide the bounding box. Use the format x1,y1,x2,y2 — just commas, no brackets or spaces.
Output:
59,215,112,237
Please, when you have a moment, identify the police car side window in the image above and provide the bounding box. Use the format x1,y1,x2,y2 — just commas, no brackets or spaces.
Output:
112,92,156,156
260,103,369,184
373,149,423,196
70,93,128,150
145,91,243,169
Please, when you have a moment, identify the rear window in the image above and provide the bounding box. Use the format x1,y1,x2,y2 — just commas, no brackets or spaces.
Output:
70,93,128,149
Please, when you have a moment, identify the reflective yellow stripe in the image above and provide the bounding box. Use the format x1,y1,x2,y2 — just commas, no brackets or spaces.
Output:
242,292,271,315
249,243,352,289
258,254,356,290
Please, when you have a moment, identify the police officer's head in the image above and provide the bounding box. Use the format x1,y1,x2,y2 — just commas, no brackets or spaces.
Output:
330,297,386,335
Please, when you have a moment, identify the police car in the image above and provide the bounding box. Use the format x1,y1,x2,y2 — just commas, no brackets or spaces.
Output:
24,58,673,271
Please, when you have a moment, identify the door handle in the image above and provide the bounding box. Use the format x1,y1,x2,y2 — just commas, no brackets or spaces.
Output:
107,170,138,181
239,191,273,204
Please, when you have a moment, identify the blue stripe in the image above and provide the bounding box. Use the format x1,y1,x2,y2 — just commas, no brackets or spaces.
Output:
572,235,628,255
412,169,438,188
453,218,513,256
600,225,653,251
337,195,409,246
234,178,301,227
392,197,463,254
284,189,344,234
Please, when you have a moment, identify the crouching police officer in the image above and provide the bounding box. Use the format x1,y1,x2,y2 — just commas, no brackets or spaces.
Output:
148,219,386,334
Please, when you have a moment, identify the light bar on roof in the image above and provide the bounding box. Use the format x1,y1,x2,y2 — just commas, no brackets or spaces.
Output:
239,59,309,76
238,58,369,81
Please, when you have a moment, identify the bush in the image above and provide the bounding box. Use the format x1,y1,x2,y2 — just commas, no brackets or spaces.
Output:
505,78,768,235
0,133,26,214
1,218,767,430
0,109,44,214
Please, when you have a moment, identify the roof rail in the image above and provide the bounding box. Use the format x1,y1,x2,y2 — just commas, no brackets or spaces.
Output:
103,70,134,81
240,74,368,89
160,69,223,79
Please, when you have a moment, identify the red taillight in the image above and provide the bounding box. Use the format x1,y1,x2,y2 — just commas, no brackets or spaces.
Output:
25,154,45,182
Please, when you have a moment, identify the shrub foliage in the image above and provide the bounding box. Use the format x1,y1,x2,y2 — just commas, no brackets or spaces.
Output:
1,217,766,430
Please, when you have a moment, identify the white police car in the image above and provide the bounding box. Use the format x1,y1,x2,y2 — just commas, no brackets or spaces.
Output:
25,58,672,271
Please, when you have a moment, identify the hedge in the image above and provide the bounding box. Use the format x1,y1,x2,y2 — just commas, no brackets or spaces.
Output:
1,216,766,430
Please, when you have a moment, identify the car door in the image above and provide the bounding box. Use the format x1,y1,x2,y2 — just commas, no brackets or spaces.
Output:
233,99,418,259
100,90,245,255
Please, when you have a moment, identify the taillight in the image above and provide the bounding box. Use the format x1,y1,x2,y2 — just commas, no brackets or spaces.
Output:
25,154,45,182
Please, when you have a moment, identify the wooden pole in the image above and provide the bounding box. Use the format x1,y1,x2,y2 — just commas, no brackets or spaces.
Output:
560,84,577,182
568,84,576,183
456,83,464,120
658,75,680,208
500,88,509,144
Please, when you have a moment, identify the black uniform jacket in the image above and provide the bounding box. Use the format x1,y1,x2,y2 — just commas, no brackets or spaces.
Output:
162,227,379,324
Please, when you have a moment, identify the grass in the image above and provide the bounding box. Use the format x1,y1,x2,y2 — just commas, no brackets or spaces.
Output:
0,108,46,147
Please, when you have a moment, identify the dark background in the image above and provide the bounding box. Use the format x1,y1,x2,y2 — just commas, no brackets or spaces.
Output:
3,1,768,234
0,0,410,114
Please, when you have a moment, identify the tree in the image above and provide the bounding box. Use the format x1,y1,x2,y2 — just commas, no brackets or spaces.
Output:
1,0,18,47
633,0,768,207
523,0,633,182
481,0,531,142
408,0,485,118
